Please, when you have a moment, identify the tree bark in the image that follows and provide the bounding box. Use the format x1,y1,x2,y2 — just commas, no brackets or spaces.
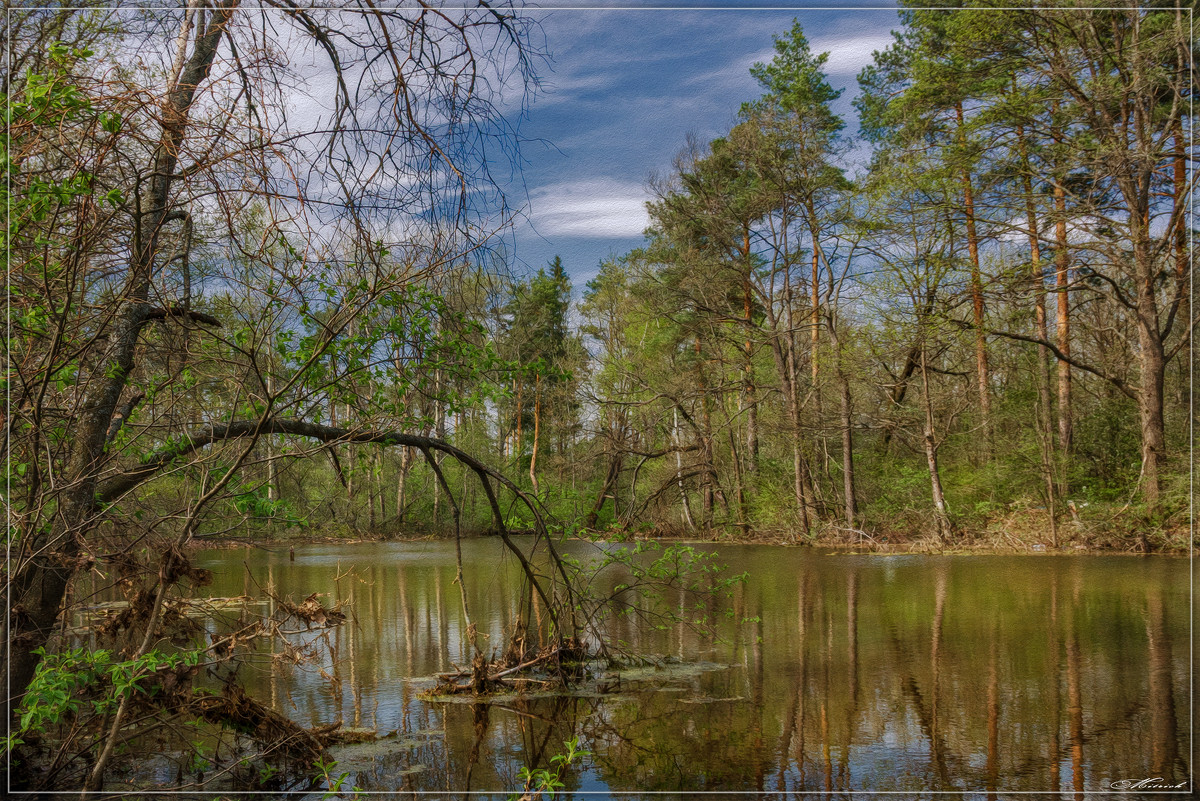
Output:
810,244,820,386
1051,105,1073,457
585,449,622,529
806,210,826,484
1134,248,1167,506
4,1,239,721
694,336,715,529
956,100,990,454
920,347,951,541
742,256,758,472
674,407,696,530
775,263,814,531
827,314,857,527
1017,114,1058,532
726,426,750,535
1173,118,1188,349
529,372,541,494
880,347,919,453
837,368,857,528
396,446,413,524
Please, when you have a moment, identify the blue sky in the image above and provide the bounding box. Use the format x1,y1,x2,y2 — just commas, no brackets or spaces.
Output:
503,4,902,290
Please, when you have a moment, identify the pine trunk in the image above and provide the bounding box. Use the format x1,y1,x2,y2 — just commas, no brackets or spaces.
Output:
1018,118,1058,533
742,253,758,472
1052,106,1073,457
957,101,990,453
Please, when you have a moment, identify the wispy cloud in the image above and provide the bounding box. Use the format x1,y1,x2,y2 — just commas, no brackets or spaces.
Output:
685,29,896,114
528,179,650,238
530,70,618,108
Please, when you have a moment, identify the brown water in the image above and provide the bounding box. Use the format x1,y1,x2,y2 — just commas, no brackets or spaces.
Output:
187,539,1190,797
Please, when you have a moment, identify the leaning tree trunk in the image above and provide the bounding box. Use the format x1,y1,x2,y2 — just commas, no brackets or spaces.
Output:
3,2,239,720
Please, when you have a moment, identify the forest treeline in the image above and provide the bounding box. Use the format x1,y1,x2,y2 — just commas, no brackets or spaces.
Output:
7,5,1192,583
567,7,1195,547
235,6,1192,549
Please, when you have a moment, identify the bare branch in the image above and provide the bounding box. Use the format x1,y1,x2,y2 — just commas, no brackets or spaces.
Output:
963,322,1138,400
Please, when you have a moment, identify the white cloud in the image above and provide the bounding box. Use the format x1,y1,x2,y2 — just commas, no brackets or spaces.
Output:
809,33,896,77
528,179,650,238
743,46,780,75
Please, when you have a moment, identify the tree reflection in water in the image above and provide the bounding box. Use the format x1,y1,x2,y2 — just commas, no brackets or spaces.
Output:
180,541,1188,797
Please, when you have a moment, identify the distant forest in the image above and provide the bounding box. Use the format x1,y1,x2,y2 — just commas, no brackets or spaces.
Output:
240,9,1188,550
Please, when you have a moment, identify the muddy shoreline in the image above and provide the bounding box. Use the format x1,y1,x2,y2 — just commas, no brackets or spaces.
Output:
196,524,1192,555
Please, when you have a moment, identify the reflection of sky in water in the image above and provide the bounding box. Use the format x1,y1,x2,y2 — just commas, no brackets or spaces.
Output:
178,542,1188,796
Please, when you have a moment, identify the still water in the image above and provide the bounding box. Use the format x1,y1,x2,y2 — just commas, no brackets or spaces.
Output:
191,539,1189,797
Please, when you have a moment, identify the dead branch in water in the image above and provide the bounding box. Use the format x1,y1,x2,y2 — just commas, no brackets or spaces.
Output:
430,639,588,696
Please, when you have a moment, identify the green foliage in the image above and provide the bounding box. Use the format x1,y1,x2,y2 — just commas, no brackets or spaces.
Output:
3,43,106,242
747,20,844,140
18,648,109,731
184,744,214,774
313,757,365,800
509,736,588,800
1,734,24,759
17,647,199,733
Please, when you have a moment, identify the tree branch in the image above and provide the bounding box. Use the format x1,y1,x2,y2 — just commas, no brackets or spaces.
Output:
95,417,583,635
105,391,145,444
144,305,221,327
99,420,482,503
961,322,1138,400
615,444,700,460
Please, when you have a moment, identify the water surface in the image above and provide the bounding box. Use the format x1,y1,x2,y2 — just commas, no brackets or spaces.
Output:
189,539,1190,797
